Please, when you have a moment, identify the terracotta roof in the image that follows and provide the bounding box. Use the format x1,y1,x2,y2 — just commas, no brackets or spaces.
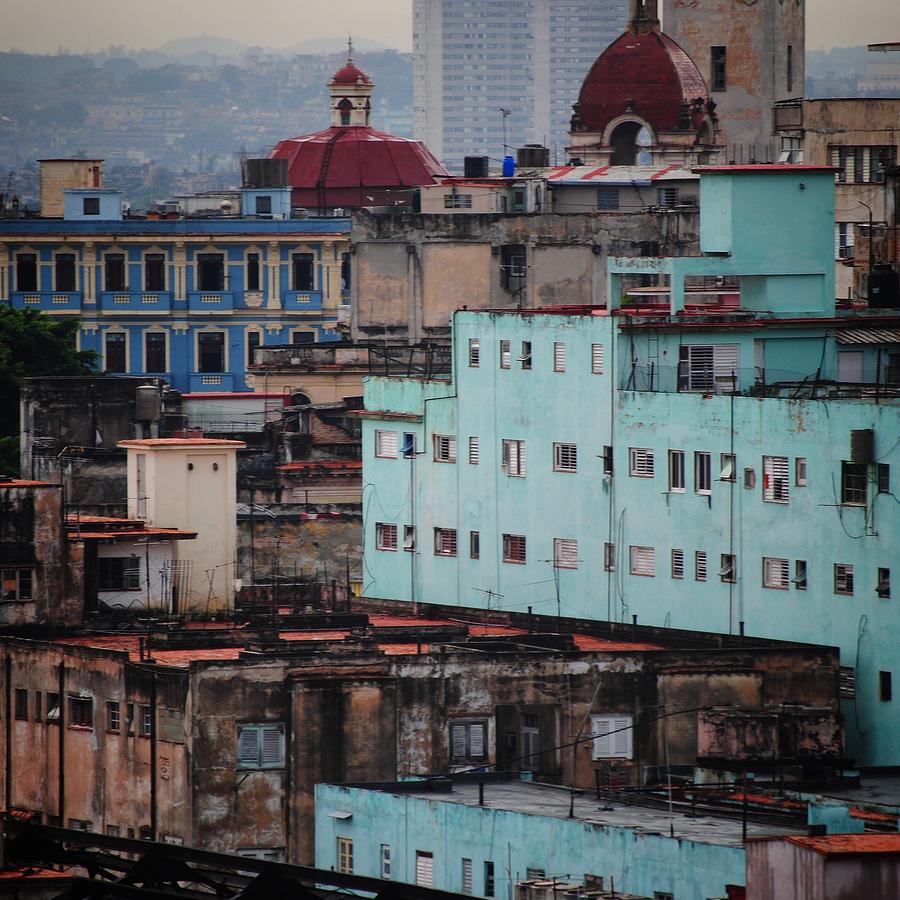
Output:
0,479,54,487
785,833,900,856
270,125,448,209
577,30,709,135
118,438,246,447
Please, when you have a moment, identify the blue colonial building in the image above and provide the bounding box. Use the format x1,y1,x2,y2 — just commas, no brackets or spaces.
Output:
0,177,350,393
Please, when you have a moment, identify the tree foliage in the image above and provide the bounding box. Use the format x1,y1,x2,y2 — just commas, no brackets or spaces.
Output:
0,307,98,474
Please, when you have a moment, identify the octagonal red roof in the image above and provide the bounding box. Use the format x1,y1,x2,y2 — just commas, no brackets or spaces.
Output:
332,62,371,86
270,125,449,209
577,30,709,135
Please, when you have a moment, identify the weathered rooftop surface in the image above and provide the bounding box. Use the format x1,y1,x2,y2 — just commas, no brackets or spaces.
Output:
48,612,665,667
371,779,805,847
778,833,900,857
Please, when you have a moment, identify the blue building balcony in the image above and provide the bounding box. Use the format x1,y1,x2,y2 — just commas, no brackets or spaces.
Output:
98,291,173,312
188,291,235,312
283,290,323,311
188,372,236,392
11,291,82,312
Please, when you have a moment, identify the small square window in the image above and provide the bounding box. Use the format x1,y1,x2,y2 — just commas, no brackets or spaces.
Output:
763,556,789,589
835,563,854,595
629,448,654,478
237,723,285,769
596,187,619,211
68,696,93,728
434,434,457,463
376,522,398,551
83,197,100,216
503,533,526,564
435,528,458,557
375,430,398,459
255,195,272,215
629,545,655,577
553,538,578,569
553,443,577,473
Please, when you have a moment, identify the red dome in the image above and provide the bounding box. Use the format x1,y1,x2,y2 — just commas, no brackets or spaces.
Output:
331,63,371,85
577,30,709,135
270,125,449,209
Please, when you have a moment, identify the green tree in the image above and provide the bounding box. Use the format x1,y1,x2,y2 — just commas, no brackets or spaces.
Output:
0,307,97,474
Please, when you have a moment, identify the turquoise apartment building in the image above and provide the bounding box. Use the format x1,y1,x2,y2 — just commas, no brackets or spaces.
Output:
360,166,900,767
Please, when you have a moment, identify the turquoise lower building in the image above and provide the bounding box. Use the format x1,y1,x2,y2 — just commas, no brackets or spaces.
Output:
359,166,900,767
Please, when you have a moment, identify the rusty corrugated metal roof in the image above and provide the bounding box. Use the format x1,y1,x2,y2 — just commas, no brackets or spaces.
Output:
836,328,900,344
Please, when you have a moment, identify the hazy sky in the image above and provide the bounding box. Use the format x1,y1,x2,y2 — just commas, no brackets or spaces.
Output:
2,0,898,54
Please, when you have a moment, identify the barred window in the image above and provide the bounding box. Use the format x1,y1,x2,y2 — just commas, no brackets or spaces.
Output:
629,448,654,477
553,538,578,569
503,533,527,564
629,545,655,577
553,443,577,473
763,455,790,503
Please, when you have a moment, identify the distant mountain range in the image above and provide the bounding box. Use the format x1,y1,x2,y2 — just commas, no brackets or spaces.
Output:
155,34,392,59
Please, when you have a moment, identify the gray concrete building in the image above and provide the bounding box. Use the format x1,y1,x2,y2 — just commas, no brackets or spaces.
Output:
413,0,628,172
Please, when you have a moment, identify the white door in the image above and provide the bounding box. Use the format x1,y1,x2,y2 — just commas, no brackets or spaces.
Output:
838,351,864,383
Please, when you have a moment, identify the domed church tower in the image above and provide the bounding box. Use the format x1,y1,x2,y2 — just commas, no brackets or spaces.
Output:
567,0,721,167
329,39,373,127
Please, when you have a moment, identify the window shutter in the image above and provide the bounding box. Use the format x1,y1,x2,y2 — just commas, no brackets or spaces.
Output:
695,551,708,581
555,538,578,569
451,724,467,759
238,726,260,767
591,343,604,374
469,437,479,464
591,716,613,759
260,725,283,766
416,853,434,887
671,549,684,579
462,859,473,894
763,456,790,502
469,723,486,757
612,717,632,758
554,342,566,372
630,546,655,576
469,339,480,367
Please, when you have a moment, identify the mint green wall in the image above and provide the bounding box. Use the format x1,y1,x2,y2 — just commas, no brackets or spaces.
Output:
315,783,746,900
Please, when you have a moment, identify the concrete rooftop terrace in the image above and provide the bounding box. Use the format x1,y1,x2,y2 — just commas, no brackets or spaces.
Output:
53,613,664,667
369,779,805,847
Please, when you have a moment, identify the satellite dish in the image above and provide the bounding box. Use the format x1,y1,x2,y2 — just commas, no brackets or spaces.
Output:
220,199,233,212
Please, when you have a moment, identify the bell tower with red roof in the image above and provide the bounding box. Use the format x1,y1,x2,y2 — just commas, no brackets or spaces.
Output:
329,38,373,128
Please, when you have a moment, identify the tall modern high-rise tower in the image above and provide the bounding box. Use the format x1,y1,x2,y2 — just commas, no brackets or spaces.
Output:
413,0,629,172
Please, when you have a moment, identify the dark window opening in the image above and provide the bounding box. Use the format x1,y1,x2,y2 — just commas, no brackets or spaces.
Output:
46,693,59,723
198,332,225,373
55,253,76,292
597,187,619,211
2,568,33,600
68,696,93,728
338,98,352,126
104,332,127,373
14,688,28,720
511,187,526,213
841,461,868,506
34,691,42,721
609,121,641,166
83,197,100,216
341,252,351,293
104,253,126,292
255,195,272,215
711,46,727,91
246,253,260,292
145,332,166,372
878,463,890,494
197,253,225,291
877,567,891,599
786,45,794,93
98,556,140,590
247,330,261,368
16,254,37,292
500,245,526,293
880,671,893,702
484,862,495,898
145,253,166,291
291,331,315,344
292,253,315,291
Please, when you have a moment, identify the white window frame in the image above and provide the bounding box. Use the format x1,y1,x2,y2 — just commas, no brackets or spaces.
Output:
376,522,398,551
629,545,655,577
501,439,526,476
375,430,398,459
502,533,527,564
591,714,633,759
679,344,740,394
591,343,604,374
763,455,790,503
553,442,577,473
499,339,511,369
403,525,416,552
337,837,353,874
468,436,480,465
668,450,685,492
694,451,712,494
381,844,392,880
553,341,566,372
434,528,458,557
720,453,736,482
434,434,457,463
629,448,655,478
553,538,578,569
416,851,434,888
763,556,789,589
720,553,736,584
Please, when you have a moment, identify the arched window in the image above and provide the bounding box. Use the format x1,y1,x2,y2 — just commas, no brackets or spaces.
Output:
610,121,642,165
338,98,352,126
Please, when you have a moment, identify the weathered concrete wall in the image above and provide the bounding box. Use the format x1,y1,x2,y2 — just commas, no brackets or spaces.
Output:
351,210,699,342
0,641,189,842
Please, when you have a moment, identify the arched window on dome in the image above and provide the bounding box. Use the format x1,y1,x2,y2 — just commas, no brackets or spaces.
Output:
636,126,653,165
610,121,642,166
338,98,353,126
